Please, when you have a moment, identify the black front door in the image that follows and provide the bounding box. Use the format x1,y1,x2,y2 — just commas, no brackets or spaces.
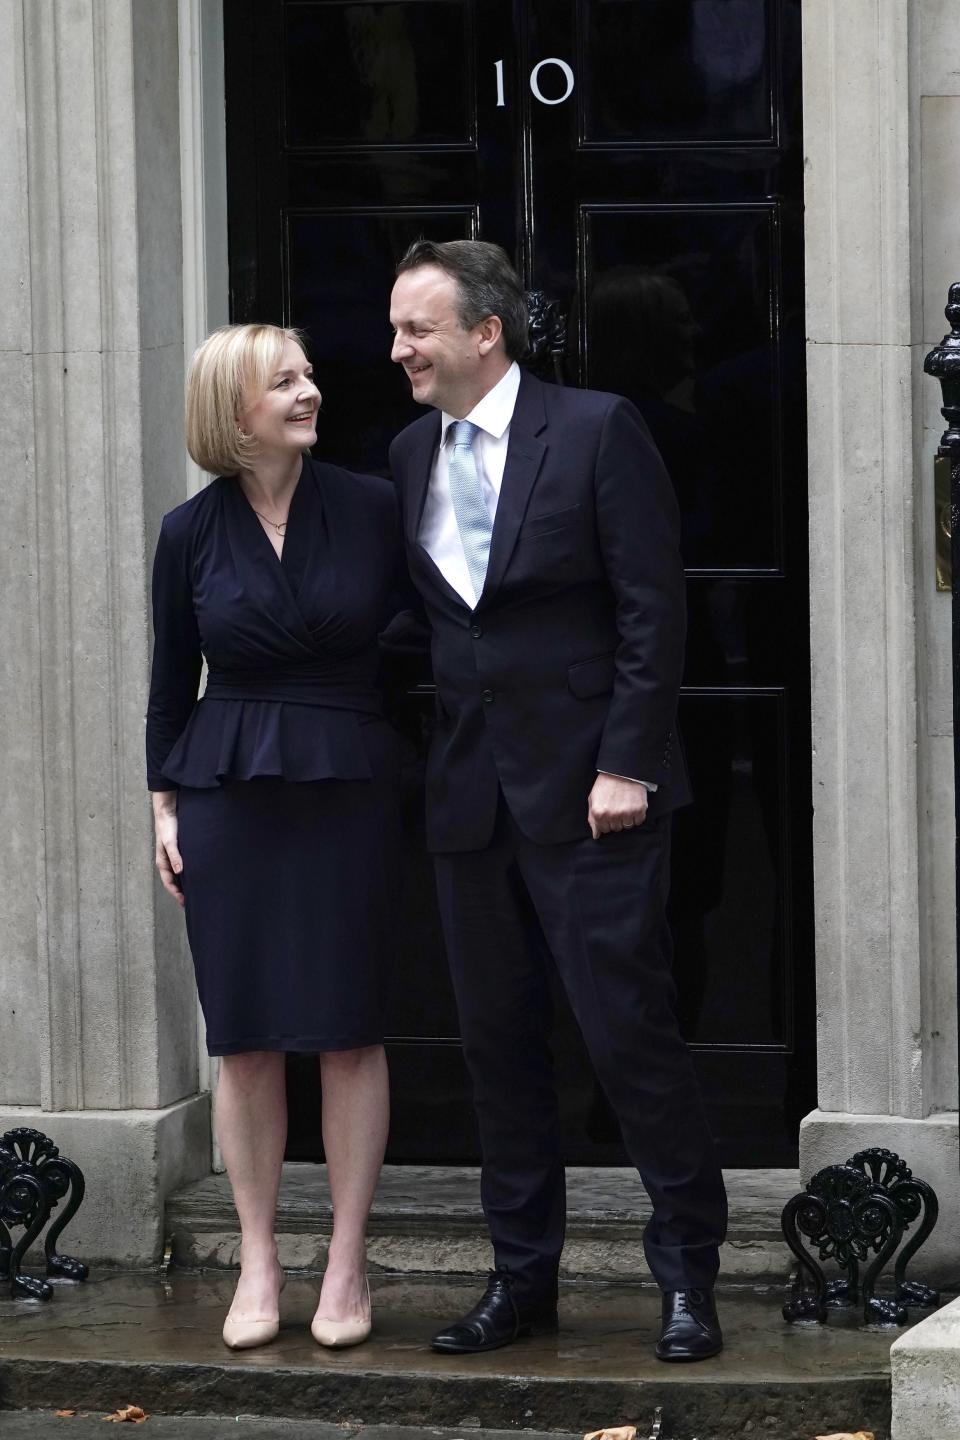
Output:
225,0,813,1167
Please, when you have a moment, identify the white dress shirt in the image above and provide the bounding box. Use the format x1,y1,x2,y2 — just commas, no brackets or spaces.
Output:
419,361,521,607
417,361,655,794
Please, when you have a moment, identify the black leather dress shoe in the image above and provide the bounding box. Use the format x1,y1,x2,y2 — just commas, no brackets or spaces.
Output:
431,1270,559,1354
655,1288,723,1362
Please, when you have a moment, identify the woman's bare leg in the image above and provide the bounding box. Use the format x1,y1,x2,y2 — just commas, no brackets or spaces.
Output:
314,1044,389,1321
216,1050,288,1317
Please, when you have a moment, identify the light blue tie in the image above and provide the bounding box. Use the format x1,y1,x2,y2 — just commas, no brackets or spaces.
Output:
447,420,492,603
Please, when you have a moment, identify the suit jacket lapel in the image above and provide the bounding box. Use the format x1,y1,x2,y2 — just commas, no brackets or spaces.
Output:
412,544,473,615
399,412,472,614
402,412,441,545
478,371,547,608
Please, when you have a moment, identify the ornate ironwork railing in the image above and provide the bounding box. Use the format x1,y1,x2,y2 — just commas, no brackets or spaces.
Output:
781,1146,939,1326
0,1127,88,1300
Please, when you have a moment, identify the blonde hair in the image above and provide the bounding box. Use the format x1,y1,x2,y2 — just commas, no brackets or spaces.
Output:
186,323,311,475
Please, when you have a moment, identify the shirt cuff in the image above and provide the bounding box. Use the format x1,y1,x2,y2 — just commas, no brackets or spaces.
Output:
598,770,657,793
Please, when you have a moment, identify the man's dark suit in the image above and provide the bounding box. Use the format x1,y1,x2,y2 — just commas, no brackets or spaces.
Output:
390,369,727,1299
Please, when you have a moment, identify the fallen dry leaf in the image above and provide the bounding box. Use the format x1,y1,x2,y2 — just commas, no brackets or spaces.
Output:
55,1411,76,1418
815,1432,874,1440
103,1406,148,1424
584,1428,637,1440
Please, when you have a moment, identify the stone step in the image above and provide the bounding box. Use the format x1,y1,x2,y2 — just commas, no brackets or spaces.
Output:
166,1164,798,1285
0,1271,903,1440
1,1418,574,1440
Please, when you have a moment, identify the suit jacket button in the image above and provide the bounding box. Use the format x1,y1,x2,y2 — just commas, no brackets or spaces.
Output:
482,688,494,704
471,624,483,639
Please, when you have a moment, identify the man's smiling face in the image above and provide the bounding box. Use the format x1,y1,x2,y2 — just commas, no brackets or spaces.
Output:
389,265,487,418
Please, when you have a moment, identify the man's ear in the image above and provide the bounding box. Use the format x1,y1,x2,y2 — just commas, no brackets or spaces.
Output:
477,314,503,356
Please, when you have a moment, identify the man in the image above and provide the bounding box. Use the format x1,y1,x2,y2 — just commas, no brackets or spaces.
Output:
388,239,727,1362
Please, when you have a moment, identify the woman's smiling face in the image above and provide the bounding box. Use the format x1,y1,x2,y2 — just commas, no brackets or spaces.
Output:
238,339,321,457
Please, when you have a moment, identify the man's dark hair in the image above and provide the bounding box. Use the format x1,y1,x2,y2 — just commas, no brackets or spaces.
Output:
396,239,529,362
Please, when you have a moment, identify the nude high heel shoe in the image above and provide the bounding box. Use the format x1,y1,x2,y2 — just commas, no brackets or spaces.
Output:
222,1262,286,1351
310,1276,372,1349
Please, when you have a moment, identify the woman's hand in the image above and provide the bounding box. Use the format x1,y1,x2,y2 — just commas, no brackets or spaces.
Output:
152,791,185,907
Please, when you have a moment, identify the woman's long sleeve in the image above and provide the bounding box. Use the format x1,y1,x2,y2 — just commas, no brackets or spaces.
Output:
146,521,203,790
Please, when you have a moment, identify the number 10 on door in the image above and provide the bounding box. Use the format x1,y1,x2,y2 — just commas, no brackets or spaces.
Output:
495,58,576,107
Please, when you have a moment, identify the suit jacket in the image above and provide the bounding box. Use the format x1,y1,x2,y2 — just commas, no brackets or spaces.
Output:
389,370,691,852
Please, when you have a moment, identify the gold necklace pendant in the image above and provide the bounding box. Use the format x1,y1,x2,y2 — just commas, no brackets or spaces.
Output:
252,507,288,535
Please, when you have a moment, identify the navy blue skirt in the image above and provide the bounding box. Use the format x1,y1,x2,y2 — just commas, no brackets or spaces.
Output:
176,720,400,1056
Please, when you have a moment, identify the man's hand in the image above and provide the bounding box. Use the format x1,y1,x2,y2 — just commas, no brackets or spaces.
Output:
587,773,648,840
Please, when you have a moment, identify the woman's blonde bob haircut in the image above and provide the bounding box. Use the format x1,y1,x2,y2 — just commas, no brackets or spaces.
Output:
186,323,311,476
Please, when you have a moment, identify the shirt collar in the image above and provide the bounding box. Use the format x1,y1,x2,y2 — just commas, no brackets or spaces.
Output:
441,362,521,445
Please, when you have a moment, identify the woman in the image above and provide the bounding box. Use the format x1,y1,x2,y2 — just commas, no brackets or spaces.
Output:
147,324,400,1352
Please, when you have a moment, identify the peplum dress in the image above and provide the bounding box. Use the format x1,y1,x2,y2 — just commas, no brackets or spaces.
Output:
146,458,401,1056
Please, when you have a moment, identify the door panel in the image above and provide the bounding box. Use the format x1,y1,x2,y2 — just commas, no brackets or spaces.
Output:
225,0,813,1167
283,1,477,149
583,203,781,568
577,0,775,145
672,690,788,1050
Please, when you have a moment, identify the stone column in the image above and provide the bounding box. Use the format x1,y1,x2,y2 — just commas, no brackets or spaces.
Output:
800,0,958,1282
0,0,209,1264
177,0,228,1164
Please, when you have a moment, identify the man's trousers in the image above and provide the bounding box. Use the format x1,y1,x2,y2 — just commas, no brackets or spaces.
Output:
433,798,728,1302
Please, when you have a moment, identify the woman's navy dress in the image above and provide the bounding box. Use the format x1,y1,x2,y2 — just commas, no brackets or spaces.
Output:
146,458,401,1056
